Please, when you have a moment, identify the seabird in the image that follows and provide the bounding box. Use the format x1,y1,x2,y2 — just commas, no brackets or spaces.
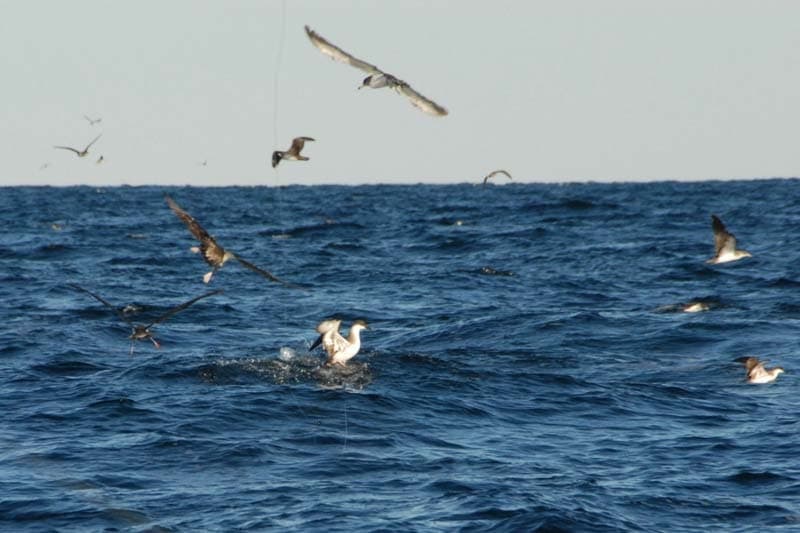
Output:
272,136,315,168
165,194,294,286
310,319,369,366
482,169,512,186
304,25,448,117
54,134,102,158
737,356,784,384
96,155,104,164
83,115,102,126
707,215,751,264
69,283,221,354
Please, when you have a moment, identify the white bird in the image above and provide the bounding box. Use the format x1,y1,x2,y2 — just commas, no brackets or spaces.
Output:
482,169,512,186
54,134,102,158
707,215,751,264
737,357,784,384
304,25,448,117
310,319,369,366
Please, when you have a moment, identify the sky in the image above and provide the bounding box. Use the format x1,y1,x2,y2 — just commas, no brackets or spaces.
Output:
3,0,800,186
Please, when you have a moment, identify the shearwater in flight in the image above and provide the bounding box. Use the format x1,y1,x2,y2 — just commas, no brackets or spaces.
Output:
707,215,751,264
165,195,294,286
272,136,315,168
304,25,448,116
54,134,102,158
69,284,221,354
310,319,369,366
482,169,512,186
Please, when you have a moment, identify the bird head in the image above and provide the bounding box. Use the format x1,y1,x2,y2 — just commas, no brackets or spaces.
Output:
352,319,369,331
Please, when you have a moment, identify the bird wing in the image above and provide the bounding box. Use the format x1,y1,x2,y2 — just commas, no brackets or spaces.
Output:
54,145,81,155
304,25,382,74
323,330,349,359
145,289,222,328
165,195,222,247
290,136,313,154
84,134,102,151
394,83,448,116
310,320,341,350
711,215,737,256
69,283,134,326
235,256,296,287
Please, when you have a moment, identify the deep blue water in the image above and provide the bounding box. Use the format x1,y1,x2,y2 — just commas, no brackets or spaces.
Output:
1,180,799,532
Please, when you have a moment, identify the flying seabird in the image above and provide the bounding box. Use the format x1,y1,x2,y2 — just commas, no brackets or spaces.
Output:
69,283,221,354
272,136,315,168
707,215,751,264
54,134,102,158
310,319,369,366
83,115,102,126
165,194,294,286
737,356,784,384
482,169,512,186
304,25,448,117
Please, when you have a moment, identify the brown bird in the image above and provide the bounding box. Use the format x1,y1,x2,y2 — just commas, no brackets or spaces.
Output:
737,356,784,384
304,25,448,117
165,194,293,286
69,283,221,354
482,169,512,186
272,136,315,168
707,215,752,264
54,134,102,158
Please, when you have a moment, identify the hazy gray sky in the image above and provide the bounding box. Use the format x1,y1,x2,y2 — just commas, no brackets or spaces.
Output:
4,1,800,186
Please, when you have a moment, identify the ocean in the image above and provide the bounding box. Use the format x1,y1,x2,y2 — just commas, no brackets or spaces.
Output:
1,180,798,532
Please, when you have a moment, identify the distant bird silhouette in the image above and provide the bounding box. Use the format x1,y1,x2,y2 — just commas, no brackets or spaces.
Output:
482,169,512,186
69,283,221,354
199,160,208,167
707,215,751,264
272,136,315,168
165,194,294,286
83,115,102,126
305,25,448,117
54,134,102,158
39,163,50,171
96,155,104,164
737,356,784,384
310,319,369,366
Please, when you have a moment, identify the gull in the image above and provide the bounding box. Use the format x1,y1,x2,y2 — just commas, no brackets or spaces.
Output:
304,25,448,117
310,319,369,366
165,194,293,286
707,215,751,264
272,136,315,168
482,169,512,186
54,134,102,158
69,283,221,354
737,356,784,384
83,115,102,126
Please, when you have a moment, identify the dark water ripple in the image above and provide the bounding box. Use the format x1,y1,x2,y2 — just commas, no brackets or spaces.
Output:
1,181,800,531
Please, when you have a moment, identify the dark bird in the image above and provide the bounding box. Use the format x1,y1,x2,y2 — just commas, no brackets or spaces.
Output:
707,215,751,264
69,284,221,354
54,134,102,158
482,169,512,186
272,136,315,168
83,115,102,126
304,25,448,117
737,356,784,384
165,194,294,286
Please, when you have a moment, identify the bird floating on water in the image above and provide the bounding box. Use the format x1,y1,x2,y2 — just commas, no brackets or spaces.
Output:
482,169,512,186
69,283,221,354
707,215,751,264
272,136,315,168
54,134,102,158
304,25,448,117
737,356,784,384
310,319,369,366
83,115,102,126
165,194,294,286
